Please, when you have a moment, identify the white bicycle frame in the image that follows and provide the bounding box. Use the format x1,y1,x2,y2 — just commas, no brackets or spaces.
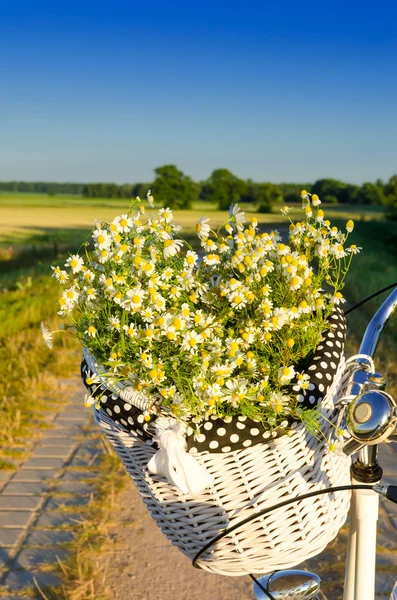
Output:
342,287,397,600
344,482,379,600
253,289,397,600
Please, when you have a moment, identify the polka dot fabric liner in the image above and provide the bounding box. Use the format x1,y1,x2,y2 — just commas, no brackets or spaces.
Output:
81,306,346,454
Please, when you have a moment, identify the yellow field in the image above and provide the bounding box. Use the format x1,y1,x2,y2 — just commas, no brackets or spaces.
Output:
0,192,385,247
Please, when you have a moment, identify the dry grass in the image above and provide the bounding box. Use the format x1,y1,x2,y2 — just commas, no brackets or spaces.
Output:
35,443,128,600
0,274,80,465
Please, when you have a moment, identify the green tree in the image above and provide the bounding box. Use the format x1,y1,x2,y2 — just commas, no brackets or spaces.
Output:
278,183,312,203
356,182,385,205
152,165,198,209
384,175,397,219
201,169,247,210
241,181,281,212
311,179,347,203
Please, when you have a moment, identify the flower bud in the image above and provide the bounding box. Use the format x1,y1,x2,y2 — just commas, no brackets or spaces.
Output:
346,219,354,232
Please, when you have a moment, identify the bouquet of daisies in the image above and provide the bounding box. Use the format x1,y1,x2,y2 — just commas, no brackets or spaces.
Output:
45,190,359,439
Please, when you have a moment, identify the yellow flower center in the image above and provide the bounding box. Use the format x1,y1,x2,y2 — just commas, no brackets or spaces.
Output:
132,294,141,304
164,240,173,248
120,219,128,227
97,235,105,244
70,259,78,268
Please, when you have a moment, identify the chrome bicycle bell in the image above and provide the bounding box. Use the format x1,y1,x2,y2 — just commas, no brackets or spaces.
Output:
346,390,397,444
253,569,321,599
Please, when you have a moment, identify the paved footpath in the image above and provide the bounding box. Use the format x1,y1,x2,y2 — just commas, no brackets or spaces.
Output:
0,378,102,598
0,378,396,599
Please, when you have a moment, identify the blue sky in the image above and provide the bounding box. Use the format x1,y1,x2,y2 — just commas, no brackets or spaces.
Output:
1,0,396,184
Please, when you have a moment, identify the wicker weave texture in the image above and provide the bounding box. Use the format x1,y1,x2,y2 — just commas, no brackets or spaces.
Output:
93,360,351,576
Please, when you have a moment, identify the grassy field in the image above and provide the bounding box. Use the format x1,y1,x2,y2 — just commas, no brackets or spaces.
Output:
0,192,396,598
0,192,385,249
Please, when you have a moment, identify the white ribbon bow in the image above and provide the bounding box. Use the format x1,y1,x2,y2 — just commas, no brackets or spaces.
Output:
147,424,214,496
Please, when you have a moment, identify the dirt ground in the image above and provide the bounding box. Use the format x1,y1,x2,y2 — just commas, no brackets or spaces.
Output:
104,481,255,600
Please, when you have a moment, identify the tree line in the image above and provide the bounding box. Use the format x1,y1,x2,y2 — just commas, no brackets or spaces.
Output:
2,168,397,216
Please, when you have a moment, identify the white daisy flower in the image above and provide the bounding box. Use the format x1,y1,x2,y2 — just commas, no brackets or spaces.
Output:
229,293,247,309
312,194,321,206
300,189,310,201
109,316,121,330
122,288,146,311
203,253,220,266
332,292,346,305
85,325,97,338
163,239,184,259
159,208,174,223
201,238,217,252
84,394,96,407
40,322,53,349
142,307,154,322
97,249,112,264
51,266,69,284
196,216,211,240
289,276,303,291
84,371,101,386
298,300,311,314
123,322,137,337
228,204,246,230
292,372,311,392
115,214,133,233
184,250,198,268
332,244,346,259
146,189,155,207
181,331,203,353
270,391,290,414
62,287,79,306
160,266,174,281
278,365,296,384
65,254,84,273
93,229,112,249
348,244,361,255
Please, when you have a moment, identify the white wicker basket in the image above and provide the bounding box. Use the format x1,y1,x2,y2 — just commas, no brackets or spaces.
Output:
92,358,351,576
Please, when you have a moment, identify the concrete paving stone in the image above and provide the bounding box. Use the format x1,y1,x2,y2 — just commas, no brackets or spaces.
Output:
12,470,57,482
0,547,12,568
377,553,397,567
74,446,102,459
55,412,88,421
45,495,91,509
24,529,74,546
55,482,95,494
0,496,42,510
37,436,76,445
53,414,85,425
68,455,101,467
0,471,13,481
21,458,65,470
60,469,96,481
3,569,61,590
376,572,396,594
0,512,33,527
34,512,83,528
0,528,24,546
14,547,68,569
2,481,51,495
31,446,73,459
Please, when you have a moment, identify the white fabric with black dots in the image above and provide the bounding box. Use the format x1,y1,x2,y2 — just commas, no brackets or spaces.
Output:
81,306,346,454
